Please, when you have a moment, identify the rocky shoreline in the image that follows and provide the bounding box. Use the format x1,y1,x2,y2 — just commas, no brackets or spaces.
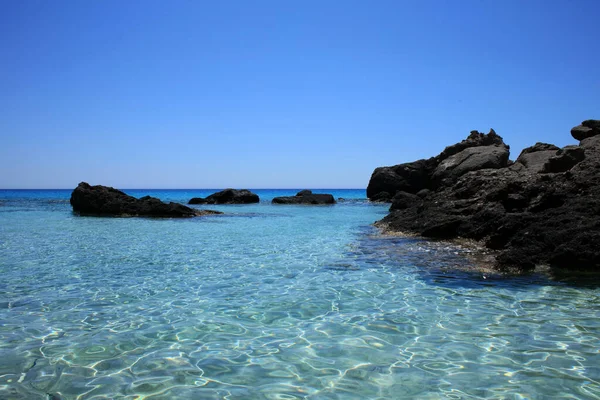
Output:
69,120,600,272
368,120,600,272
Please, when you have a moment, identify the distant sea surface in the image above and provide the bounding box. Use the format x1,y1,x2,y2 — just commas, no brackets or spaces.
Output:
1,189,599,399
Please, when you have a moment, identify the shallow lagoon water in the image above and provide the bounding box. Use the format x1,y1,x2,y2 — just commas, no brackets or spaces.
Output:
0,189,599,399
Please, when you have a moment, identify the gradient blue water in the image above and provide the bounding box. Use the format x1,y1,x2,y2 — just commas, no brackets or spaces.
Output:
1,189,599,399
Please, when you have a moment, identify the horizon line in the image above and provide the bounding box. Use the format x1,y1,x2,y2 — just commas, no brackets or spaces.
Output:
0,187,367,190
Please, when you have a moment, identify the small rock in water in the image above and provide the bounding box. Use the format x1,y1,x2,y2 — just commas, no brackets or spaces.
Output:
189,189,259,204
70,182,222,218
272,190,336,205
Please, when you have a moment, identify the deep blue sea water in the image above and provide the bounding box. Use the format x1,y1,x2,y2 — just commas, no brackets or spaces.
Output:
1,189,599,399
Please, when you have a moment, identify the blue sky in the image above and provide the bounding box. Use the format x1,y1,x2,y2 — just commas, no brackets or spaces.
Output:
1,0,598,189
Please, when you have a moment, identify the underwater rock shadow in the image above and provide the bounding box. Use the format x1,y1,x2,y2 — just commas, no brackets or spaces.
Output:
337,227,600,289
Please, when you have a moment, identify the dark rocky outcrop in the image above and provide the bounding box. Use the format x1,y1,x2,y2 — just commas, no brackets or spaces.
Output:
514,143,560,173
541,146,585,173
367,129,509,199
439,129,506,159
571,120,600,141
431,144,509,186
389,191,422,211
70,182,222,217
189,189,259,205
366,158,437,200
272,190,336,205
371,120,600,272
370,191,393,202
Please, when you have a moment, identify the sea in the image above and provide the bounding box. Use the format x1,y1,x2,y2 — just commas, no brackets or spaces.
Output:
0,189,599,399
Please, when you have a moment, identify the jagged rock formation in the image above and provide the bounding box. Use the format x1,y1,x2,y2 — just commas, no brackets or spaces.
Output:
272,190,336,205
189,189,259,204
369,121,600,272
70,182,222,217
367,129,509,200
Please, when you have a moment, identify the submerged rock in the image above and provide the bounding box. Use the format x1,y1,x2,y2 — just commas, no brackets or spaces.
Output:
189,189,259,204
70,182,222,217
272,190,336,205
371,121,600,272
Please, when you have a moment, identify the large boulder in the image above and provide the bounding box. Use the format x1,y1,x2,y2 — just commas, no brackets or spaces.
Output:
542,146,585,173
189,189,259,205
272,190,336,205
515,143,559,173
431,145,510,186
366,158,436,199
70,182,221,217
374,120,600,272
366,129,509,200
571,119,600,141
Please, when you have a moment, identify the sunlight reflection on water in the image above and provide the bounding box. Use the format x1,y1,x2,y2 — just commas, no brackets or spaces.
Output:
0,190,599,399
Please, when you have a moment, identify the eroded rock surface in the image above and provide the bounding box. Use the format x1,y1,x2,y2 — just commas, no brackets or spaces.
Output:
515,143,560,173
370,120,600,272
367,129,509,199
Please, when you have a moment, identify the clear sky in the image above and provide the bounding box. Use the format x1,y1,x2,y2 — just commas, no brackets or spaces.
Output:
1,0,598,189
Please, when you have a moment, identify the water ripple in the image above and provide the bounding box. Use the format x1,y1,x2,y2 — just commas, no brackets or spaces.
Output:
0,190,599,398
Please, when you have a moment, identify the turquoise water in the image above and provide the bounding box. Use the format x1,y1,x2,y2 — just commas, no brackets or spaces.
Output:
1,189,599,399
